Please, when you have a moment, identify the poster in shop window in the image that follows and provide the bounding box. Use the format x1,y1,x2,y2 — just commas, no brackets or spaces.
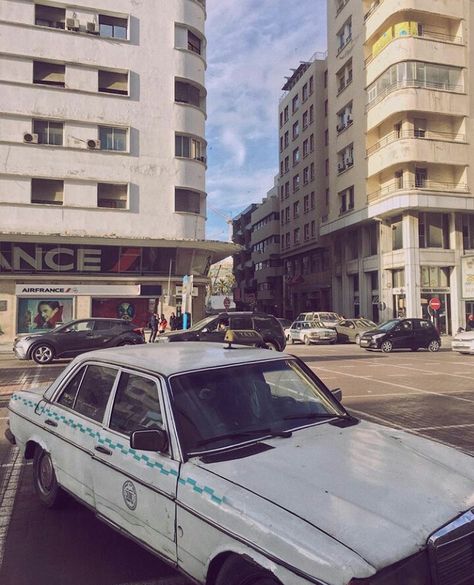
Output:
91,298,151,327
17,297,74,334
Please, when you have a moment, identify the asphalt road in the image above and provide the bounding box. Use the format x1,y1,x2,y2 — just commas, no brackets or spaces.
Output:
0,343,472,585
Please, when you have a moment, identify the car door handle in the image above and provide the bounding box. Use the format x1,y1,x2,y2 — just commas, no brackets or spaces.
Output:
45,419,58,427
95,445,112,456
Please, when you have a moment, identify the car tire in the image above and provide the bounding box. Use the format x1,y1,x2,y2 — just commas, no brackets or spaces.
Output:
265,341,279,351
428,339,440,352
380,340,393,353
304,336,311,346
355,334,360,345
290,337,295,345
31,344,54,365
216,555,280,585
33,447,64,508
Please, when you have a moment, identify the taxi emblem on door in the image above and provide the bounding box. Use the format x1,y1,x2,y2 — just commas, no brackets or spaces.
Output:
122,480,138,510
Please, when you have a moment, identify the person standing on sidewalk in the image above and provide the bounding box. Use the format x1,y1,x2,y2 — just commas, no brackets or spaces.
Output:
148,312,159,343
159,314,168,335
466,314,474,331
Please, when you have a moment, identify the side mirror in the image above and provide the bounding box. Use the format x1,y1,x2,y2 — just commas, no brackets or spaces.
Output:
331,388,342,402
130,428,168,452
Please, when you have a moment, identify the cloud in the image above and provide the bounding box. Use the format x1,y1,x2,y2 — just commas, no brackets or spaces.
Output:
204,0,327,240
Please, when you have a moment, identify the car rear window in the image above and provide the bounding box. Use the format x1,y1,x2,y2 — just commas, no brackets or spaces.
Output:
252,315,281,333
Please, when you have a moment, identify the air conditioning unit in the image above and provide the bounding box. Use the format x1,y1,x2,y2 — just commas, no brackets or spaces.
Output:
66,17,80,30
86,21,99,34
87,139,101,149
23,132,38,144
346,157,354,167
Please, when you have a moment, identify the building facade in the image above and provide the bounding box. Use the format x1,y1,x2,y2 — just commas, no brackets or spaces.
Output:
323,0,474,333
278,53,332,319
0,0,232,340
232,204,258,310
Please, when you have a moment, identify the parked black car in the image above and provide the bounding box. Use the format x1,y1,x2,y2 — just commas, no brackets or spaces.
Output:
13,318,145,364
157,312,286,351
359,318,441,353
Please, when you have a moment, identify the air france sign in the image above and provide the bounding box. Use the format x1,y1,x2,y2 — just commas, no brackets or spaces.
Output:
16,285,140,297
1,245,101,273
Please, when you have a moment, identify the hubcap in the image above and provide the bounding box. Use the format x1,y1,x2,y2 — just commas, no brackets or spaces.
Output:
35,347,52,362
39,454,54,493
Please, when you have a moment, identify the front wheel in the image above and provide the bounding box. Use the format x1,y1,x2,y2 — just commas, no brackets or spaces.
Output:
216,556,280,585
304,336,311,346
33,447,64,508
428,339,440,352
265,341,278,351
380,340,393,353
31,344,54,364
355,334,360,345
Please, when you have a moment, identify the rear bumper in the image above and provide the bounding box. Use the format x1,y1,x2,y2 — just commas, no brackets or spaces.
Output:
4,428,16,445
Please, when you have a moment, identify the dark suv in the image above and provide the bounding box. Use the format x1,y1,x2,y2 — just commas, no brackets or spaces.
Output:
359,318,441,353
158,312,286,351
13,318,145,364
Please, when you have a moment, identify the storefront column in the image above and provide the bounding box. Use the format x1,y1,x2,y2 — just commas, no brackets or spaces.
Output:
450,213,463,331
379,222,394,322
403,213,421,318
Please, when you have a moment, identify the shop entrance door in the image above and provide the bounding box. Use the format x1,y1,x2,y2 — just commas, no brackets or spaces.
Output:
421,293,451,335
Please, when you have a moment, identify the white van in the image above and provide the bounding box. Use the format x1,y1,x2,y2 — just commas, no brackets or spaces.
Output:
295,312,341,328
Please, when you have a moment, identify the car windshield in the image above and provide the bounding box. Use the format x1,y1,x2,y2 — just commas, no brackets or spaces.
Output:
377,319,400,331
355,319,375,328
169,359,344,455
319,313,338,321
309,321,324,328
186,315,219,332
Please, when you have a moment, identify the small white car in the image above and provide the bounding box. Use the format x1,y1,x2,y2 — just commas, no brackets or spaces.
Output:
288,320,337,345
6,342,474,585
451,330,474,354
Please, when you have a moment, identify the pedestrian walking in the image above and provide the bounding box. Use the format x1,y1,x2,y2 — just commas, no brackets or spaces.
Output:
159,314,168,334
148,312,159,343
170,312,177,331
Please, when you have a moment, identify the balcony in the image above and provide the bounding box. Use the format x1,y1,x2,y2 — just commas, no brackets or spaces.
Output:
364,0,464,40
366,84,467,131
367,179,469,204
337,118,353,135
366,130,467,176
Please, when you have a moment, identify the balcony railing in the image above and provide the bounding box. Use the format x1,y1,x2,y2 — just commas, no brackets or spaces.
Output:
365,29,464,67
336,0,350,16
367,179,469,202
366,129,466,156
367,79,464,111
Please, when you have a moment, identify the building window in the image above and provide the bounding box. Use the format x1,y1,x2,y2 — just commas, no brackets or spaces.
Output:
286,233,290,248
304,223,310,241
187,30,202,54
285,182,290,198
462,214,474,250
419,213,450,249
302,110,309,129
292,94,299,113
420,266,449,288
292,121,300,139
98,183,128,208
175,134,205,161
293,174,300,192
99,14,128,39
99,126,127,151
292,147,300,165
294,228,300,244
279,112,283,128
339,186,354,214
309,76,314,94
304,194,309,213
303,138,309,157
31,178,63,205
35,4,65,29
310,162,315,180
303,166,309,184
284,106,289,123
311,191,315,209
284,156,289,173
98,70,128,95
302,83,308,102
311,220,316,238
310,134,314,151
33,61,65,87
284,131,289,148
392,269,405,288
391,216,403,250
285,207,290,223
33,119,63,146
175,188,201,214
309,105,314,122
175,80,205,110
293,201,300,218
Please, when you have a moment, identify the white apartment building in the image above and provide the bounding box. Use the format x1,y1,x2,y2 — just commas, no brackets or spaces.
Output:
278,54,332,319
0,0,232,340
322,0,474,334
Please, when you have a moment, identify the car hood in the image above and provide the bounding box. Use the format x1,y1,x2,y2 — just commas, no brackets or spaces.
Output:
361,327,385,336
15,332,47,342
455,332,474,341
201,421,474,569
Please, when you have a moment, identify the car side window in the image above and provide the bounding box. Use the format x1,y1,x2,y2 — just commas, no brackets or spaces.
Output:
74,365,117,422
253,316,279,332
230,316,253,330
401,320,413,331
93,320,113,331
109,372,163,437
56,366,87,409
67,320,94,332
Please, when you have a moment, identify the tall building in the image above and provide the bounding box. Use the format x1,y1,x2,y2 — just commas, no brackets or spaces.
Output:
324,0,474,333
0,0,232,340
232,203,258,309
278,53,331,319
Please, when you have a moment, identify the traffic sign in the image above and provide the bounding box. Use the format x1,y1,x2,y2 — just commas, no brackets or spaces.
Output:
223,296,231,310
429,297,441,311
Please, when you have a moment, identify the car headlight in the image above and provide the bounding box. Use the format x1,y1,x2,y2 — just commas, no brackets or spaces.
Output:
371,333,385,340
349,550,430,585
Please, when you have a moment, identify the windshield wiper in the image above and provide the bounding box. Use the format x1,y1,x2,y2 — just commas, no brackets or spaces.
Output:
283,412,344,421
195,427,292,447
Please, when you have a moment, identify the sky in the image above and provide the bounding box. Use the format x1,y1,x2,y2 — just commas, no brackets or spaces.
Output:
204,0,327,241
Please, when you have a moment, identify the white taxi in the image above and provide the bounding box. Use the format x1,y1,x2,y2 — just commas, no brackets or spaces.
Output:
451,330,474,354
6,342,474,585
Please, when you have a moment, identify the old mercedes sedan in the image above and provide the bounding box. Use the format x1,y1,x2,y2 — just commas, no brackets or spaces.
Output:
6,342,474,585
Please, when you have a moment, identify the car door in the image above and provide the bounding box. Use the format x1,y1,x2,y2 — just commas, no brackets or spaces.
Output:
89,320,119,348
391,320,414,349
336,320,351,342
91,369,178,561
289,321,301,342
44,362,118,506
198,317,225,342
59,320,99,355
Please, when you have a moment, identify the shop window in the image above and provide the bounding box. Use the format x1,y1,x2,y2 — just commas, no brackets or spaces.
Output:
33,119,63,146
97,183,128,208
175,188,201,214
420,266,450,288
33,61,65,87
98,70,129,95
31,178,63,205
392,269,405,288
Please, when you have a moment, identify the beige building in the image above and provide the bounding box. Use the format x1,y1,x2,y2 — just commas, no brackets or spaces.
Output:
322,0,474,333
278,53,332,319
0,0,232,341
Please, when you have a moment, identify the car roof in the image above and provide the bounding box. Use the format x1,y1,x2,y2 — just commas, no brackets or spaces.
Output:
73,342,288,377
